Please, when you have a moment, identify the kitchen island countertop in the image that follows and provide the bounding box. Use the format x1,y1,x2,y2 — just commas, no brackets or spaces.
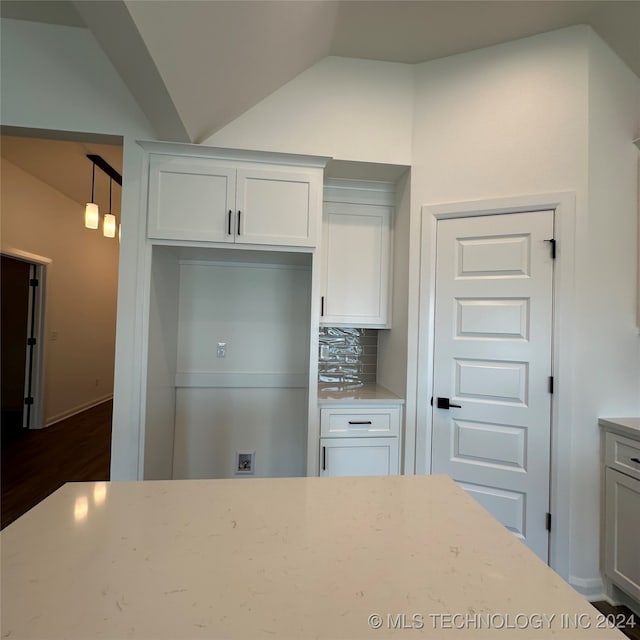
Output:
1,475,625,639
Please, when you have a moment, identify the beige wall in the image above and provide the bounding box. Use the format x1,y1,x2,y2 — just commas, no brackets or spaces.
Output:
1,157,119,424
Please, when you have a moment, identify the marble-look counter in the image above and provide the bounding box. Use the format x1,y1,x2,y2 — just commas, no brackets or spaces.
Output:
1,475,624,639
318,382,404,405
599,417,640,440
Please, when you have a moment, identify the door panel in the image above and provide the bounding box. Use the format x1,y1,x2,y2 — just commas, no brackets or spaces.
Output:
147,156,235,242
432,211,554,561
236,169,314,246
0,257,30,434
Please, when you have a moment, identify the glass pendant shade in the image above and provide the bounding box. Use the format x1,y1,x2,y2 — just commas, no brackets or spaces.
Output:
85,202,99,229
118,223,122,242
103,213,117,238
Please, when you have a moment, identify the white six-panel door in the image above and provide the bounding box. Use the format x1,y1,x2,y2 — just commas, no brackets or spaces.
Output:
431,211,554,561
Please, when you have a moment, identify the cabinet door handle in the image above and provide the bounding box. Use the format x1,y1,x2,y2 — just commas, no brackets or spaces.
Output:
321,296,325,316
631,457,640,464
237,210,241,236
348,420,372,425
322,446,326,471
227,210,232,235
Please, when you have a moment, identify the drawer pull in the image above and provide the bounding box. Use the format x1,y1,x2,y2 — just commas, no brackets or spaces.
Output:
631,457,640,464
348,420,373,425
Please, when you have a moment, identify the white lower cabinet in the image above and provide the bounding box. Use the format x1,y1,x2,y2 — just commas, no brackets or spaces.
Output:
319,406,400,476
601,423,640,605
320,437,398,476
604,468,640,601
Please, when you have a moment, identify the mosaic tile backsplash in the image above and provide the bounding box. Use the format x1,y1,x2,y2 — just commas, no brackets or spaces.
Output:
318,327,378,386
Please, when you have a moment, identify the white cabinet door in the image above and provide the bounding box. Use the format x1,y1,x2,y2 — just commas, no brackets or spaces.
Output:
236,168,317,247
320,437,399,476
321,203,392,328
604,468,640,600
148,155,236,242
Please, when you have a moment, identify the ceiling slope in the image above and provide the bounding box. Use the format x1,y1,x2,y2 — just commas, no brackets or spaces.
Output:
124,0,339,143
72,0,190,142
3,1,638,145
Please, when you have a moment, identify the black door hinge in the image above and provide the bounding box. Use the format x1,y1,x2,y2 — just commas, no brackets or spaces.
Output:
548,376,554,394
545,238,556,259
27,337,36,346
24,397,34,406
29,278,39,287
546,512,552,531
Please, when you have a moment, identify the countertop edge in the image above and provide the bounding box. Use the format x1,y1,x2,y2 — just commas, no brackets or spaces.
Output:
599,417,640,440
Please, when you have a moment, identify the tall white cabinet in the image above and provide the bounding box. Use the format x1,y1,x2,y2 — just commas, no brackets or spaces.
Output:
320,179,394,328
140,142,327,480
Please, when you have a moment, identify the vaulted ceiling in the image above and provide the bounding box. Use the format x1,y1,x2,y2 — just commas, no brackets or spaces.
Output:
2,0,639,144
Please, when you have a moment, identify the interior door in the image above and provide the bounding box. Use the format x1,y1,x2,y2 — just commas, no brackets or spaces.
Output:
1,256,31,435
431,211,554,561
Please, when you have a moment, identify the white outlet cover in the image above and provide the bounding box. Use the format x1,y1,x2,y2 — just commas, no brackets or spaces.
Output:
235,451,255,475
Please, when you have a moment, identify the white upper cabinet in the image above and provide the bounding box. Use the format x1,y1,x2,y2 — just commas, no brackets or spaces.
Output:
145,146,326,247
321,201,393,328
148,155,235,243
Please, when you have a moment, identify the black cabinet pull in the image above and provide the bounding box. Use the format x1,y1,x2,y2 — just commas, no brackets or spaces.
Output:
227,210,232,235
348,420,372,425
237,210,241,236
631,457,640,464
321,296,325,316
322,446,326,471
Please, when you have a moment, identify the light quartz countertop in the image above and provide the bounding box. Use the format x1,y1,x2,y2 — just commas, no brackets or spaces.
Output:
1,475,624,639
318,382,404,404
599,417,640,440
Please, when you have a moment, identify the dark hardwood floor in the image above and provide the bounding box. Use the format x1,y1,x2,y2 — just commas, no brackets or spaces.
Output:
592,601,640,640
1,400,112,529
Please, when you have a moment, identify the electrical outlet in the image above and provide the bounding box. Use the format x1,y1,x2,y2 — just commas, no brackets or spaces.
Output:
235,451,255,475
217,341,227,358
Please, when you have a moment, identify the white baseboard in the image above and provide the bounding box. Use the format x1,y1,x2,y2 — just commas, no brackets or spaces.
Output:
44,394,113,427
570,575,606,600
603,584,640,616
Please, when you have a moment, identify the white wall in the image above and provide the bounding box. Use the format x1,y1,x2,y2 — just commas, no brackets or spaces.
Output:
410,25,639,595
153,259,311,480
204,25,640,594
1,18,157,478
205,56,414,166
1,158,119,423
569,30,640,593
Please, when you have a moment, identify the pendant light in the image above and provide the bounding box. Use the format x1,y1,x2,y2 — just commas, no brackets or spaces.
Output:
84,163,99,229
103,177,117,238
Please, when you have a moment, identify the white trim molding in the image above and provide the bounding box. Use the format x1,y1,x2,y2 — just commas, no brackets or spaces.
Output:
414,192,576,583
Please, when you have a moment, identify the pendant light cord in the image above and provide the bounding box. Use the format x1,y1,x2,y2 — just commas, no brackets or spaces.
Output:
91,163,96,202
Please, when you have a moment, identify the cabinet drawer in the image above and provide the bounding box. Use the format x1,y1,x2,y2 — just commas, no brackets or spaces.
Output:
605,432,640,482
320,407,400,438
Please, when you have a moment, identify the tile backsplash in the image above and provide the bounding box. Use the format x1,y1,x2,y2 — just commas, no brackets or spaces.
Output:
318,327,377,385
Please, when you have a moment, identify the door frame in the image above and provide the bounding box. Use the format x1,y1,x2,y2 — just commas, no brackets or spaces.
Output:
1,248,50,430
414,192,576,580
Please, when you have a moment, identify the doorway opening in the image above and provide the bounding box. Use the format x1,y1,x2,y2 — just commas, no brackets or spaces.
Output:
1,253,47,439
0,127,122,526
